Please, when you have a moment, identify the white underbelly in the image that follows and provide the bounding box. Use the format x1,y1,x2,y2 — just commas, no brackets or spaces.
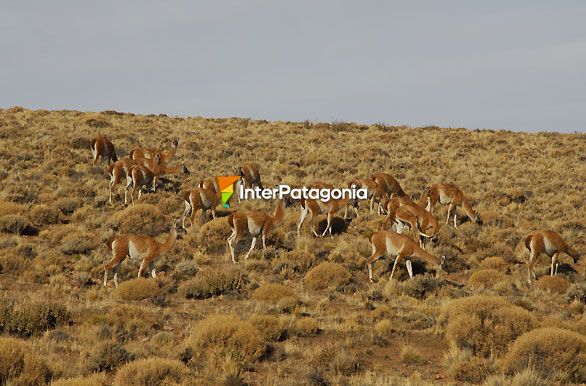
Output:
128,241,144,260
439,190,451,204
247,217,262,235
385,237,401,256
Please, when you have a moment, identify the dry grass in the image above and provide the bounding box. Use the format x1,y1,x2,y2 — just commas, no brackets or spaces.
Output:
0,337,50,385
0,108,584,384
536,275,571,294
112,358,191,386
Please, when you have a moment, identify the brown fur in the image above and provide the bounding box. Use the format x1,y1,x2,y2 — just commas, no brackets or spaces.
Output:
91,135,118,165
371,172,407,200
238,162,263,191
129,138,179,163
420,183,482,227
382,197,440,248
101,219,180,287
181,188,221,228
525,230,580,284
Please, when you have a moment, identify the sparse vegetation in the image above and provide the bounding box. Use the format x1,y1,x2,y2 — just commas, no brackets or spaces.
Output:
0,108,584,384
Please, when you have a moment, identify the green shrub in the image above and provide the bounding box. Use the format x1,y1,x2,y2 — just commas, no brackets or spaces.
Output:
0,337,50,385
441,296,536,357
304,262,351,290
113,278,160,301
179,268,242,299
113,358,190,386
502,328,586,383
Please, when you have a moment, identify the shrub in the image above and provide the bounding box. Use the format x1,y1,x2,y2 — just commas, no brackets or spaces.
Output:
400,345,427,365
60,230,98,255
252,283,298,304
304,262,351,290
0,255,30,274
113,278,160,301
174,259,199,278
186,314,268,368
467,269,507,289
51,373,107,386
54,197,84,215
29,204,61,226
448,356,496,383
0,300,70,337
291,317,319,337
502,328,586,383
0,214,38,235
536,275,570,294
196,217,231,254
113,358,190,386
179,268,242,299
441,296,536,357
249,315,287,341
110,204,164,237
384,275,444,299
567,282,586,303
479,256,507,271
84,342,135,372
0,337,50,385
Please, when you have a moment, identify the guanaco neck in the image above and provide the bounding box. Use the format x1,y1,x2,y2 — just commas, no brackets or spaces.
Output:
412,246,441,266
159,227,178,254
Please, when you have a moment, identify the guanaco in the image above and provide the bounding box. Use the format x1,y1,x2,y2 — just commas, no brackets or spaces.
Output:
180,187,220,229
101,219,180,287
367,231,445,282
236,163,263,201
135,155,188,192
382,197,440,248
129,138,179,163
125,164,155,205
419,183,482,227
348,178,385,213
525,230,580,284
227,200,286,262
107,157,139,204
90,135,118,165
199,177,219,193
371,173,407,213
297,182,358,237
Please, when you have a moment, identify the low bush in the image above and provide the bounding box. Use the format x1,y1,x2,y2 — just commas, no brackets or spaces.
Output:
60,230,98,255
400,345,427,365
536,275,570,294
113,278,160,301
249,315,287,341
0,214,38,235
196,217,231,254
186,314,268,368
113,358,190,386
252,283,298,304
384,275,444,299
567,282,586,303
467,269,507,289
0,337,50,385
0,300,70,337
179,268,242,299
54,197,84,215
51,373,107,386
110,204,164,237
479,256,507,271
29,204,61,226
502,327,586,383
447,356,496,384
441,296,536,357
83,342,135,372
304,262,351,290
291,317,319,337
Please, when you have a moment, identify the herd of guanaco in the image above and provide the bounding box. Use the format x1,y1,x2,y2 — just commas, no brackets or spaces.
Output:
92,134,581,287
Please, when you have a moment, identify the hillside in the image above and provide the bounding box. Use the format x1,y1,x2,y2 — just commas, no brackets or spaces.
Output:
0,106,585,385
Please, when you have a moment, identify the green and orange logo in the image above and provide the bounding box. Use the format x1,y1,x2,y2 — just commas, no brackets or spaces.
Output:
217,176,240,208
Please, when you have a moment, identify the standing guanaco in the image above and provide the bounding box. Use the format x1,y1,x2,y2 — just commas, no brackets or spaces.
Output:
236,163,263,201
367,231,445,282
525,230,580,284
419,183,482,227
348,178,385,213
129,138,179,163
296,182,358,237
101,219,180,287
91,135,118,165
382,197,440,248
125,164,155,205
227,200,286,262
371,173,407,213
180,187,220,229
107,157,139,204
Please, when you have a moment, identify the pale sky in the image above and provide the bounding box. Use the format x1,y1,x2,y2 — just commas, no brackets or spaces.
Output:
2,1,585,132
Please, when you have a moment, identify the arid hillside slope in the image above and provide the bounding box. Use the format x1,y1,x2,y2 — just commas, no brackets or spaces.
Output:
0,107,585,385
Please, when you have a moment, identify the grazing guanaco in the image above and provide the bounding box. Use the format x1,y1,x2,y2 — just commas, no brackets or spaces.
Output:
107,157,140,204
525,230,580,284
90,135,118,165
348,178,385,213
367,231,445,282
129,138,179,163
382,197,440,248
180,187,220,229
297,182,358,237
419,183,482,227
227,200,286,262
135,155,189,192
102,219,180,287
371,173,407,213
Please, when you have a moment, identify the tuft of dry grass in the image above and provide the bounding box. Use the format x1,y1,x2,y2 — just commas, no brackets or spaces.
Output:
179,268,242,299
536,275,570,294
0,299,70,337
51,373,108,386
0,336,50,385
303,262,351,290
441,295,536,357
400,345,427,365
113,278,160,301
252,283,299,304
502,327,586,383
467,269,507,289
113,358,191,386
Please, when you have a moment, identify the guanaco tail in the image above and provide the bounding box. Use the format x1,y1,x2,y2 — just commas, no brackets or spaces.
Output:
366,231,445,282
101,219,180,287
419,183,482,227
227,199,286,262
91,135,118,165
524,230,580,284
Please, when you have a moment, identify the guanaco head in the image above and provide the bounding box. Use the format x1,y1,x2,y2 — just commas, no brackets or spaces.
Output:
571,248,581,264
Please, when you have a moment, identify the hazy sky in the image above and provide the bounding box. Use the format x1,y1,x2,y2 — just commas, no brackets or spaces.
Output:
2,1,585,132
